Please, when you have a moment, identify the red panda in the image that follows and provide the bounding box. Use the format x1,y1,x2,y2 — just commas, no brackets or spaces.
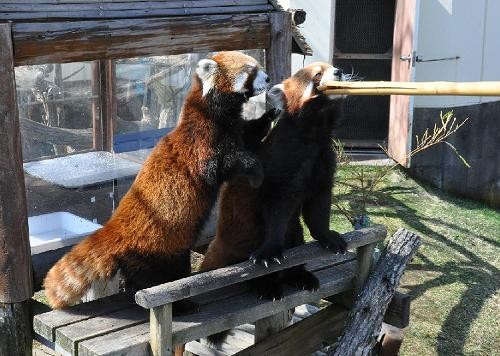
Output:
200,62,348,301
43,51,270,309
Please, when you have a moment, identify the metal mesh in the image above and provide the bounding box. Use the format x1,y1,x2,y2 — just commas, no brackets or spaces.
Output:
335,0,396,54
334,59,392,141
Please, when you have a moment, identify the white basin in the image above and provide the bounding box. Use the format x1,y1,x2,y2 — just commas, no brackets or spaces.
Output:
29,212,102,255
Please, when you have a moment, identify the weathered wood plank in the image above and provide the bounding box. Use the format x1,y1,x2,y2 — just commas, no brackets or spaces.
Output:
0,1,268,12
384,291,410,329
135,225,386,308
55,306,148,355
265,11,292,86
12,13,271,66
2,5,274,21
185,341,229,356
150,304,173,356
33,293,134,342
329,228,421,355
79,263,356,355
355,243,376,292
172,263,355,345
235,304,350,356
255,310,292,343
79,323,151,356
304,251,356,272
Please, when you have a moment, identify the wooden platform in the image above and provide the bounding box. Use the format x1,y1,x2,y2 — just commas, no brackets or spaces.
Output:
35,257,356,355
33,226,388,355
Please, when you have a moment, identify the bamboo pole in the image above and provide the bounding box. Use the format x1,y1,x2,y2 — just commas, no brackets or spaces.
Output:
318,81,500,96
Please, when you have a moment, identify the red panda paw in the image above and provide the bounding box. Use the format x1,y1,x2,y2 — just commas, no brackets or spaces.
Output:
249,243,284,267
317,231,347,254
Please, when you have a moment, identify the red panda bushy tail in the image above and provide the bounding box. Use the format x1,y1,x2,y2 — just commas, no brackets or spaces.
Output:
43,228,118,309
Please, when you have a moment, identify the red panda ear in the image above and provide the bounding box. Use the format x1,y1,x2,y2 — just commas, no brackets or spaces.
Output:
312,72,323,84
196,59,218,96
267,84,285,109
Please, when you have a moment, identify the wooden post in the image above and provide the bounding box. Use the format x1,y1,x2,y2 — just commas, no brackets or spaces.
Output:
355,243,376,292
0,23,33,356
255,309,293,343
150,303,173,356
91,61,104,151
97,59,116,152
266,11,292,86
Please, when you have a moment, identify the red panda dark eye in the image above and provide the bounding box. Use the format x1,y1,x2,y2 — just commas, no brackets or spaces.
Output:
313,72,322,78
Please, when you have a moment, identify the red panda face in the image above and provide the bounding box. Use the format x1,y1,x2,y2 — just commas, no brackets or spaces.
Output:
195,51,269,98
268,62,345,115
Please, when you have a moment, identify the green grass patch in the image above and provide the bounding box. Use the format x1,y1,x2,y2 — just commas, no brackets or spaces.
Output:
307,165,500,356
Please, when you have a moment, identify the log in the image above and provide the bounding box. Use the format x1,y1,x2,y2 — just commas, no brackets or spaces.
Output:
318,81,500,96
328,228,421,356
20,118,93,149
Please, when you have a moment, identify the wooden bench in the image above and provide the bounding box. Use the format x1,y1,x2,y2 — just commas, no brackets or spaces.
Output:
33,225,388,356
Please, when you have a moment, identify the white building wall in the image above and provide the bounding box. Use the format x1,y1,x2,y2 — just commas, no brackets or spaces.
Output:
414,0,500,108
278,0,335,74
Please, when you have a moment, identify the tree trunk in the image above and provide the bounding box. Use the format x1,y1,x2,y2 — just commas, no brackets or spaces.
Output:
329,228,421,356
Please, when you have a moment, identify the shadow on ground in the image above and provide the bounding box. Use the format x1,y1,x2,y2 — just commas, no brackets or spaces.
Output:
334,182,499,355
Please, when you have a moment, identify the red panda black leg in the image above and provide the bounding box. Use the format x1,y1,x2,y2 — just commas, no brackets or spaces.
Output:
302,189,347,254
249,272,284,300
250,198,297,266
282,265,319,292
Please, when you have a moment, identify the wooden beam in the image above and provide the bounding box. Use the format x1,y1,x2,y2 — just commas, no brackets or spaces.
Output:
150,303,173,356
265,11,292,86
355,243,376,292
135,225,387,309
255,310,293,343
236,304,350,356
384,291,410,329
1,4,274,21
0,22,33,356
12,13,271,66
0,1,268,13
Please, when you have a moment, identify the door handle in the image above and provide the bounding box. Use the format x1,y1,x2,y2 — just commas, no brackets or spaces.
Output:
415,55,460,62
400,54,412,62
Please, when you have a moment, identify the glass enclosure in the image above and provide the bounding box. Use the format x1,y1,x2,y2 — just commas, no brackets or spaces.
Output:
18,50,265,262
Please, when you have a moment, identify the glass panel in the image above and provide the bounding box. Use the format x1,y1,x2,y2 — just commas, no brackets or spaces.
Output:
113,49,266,155
20,51,266,274
16,62,96,161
